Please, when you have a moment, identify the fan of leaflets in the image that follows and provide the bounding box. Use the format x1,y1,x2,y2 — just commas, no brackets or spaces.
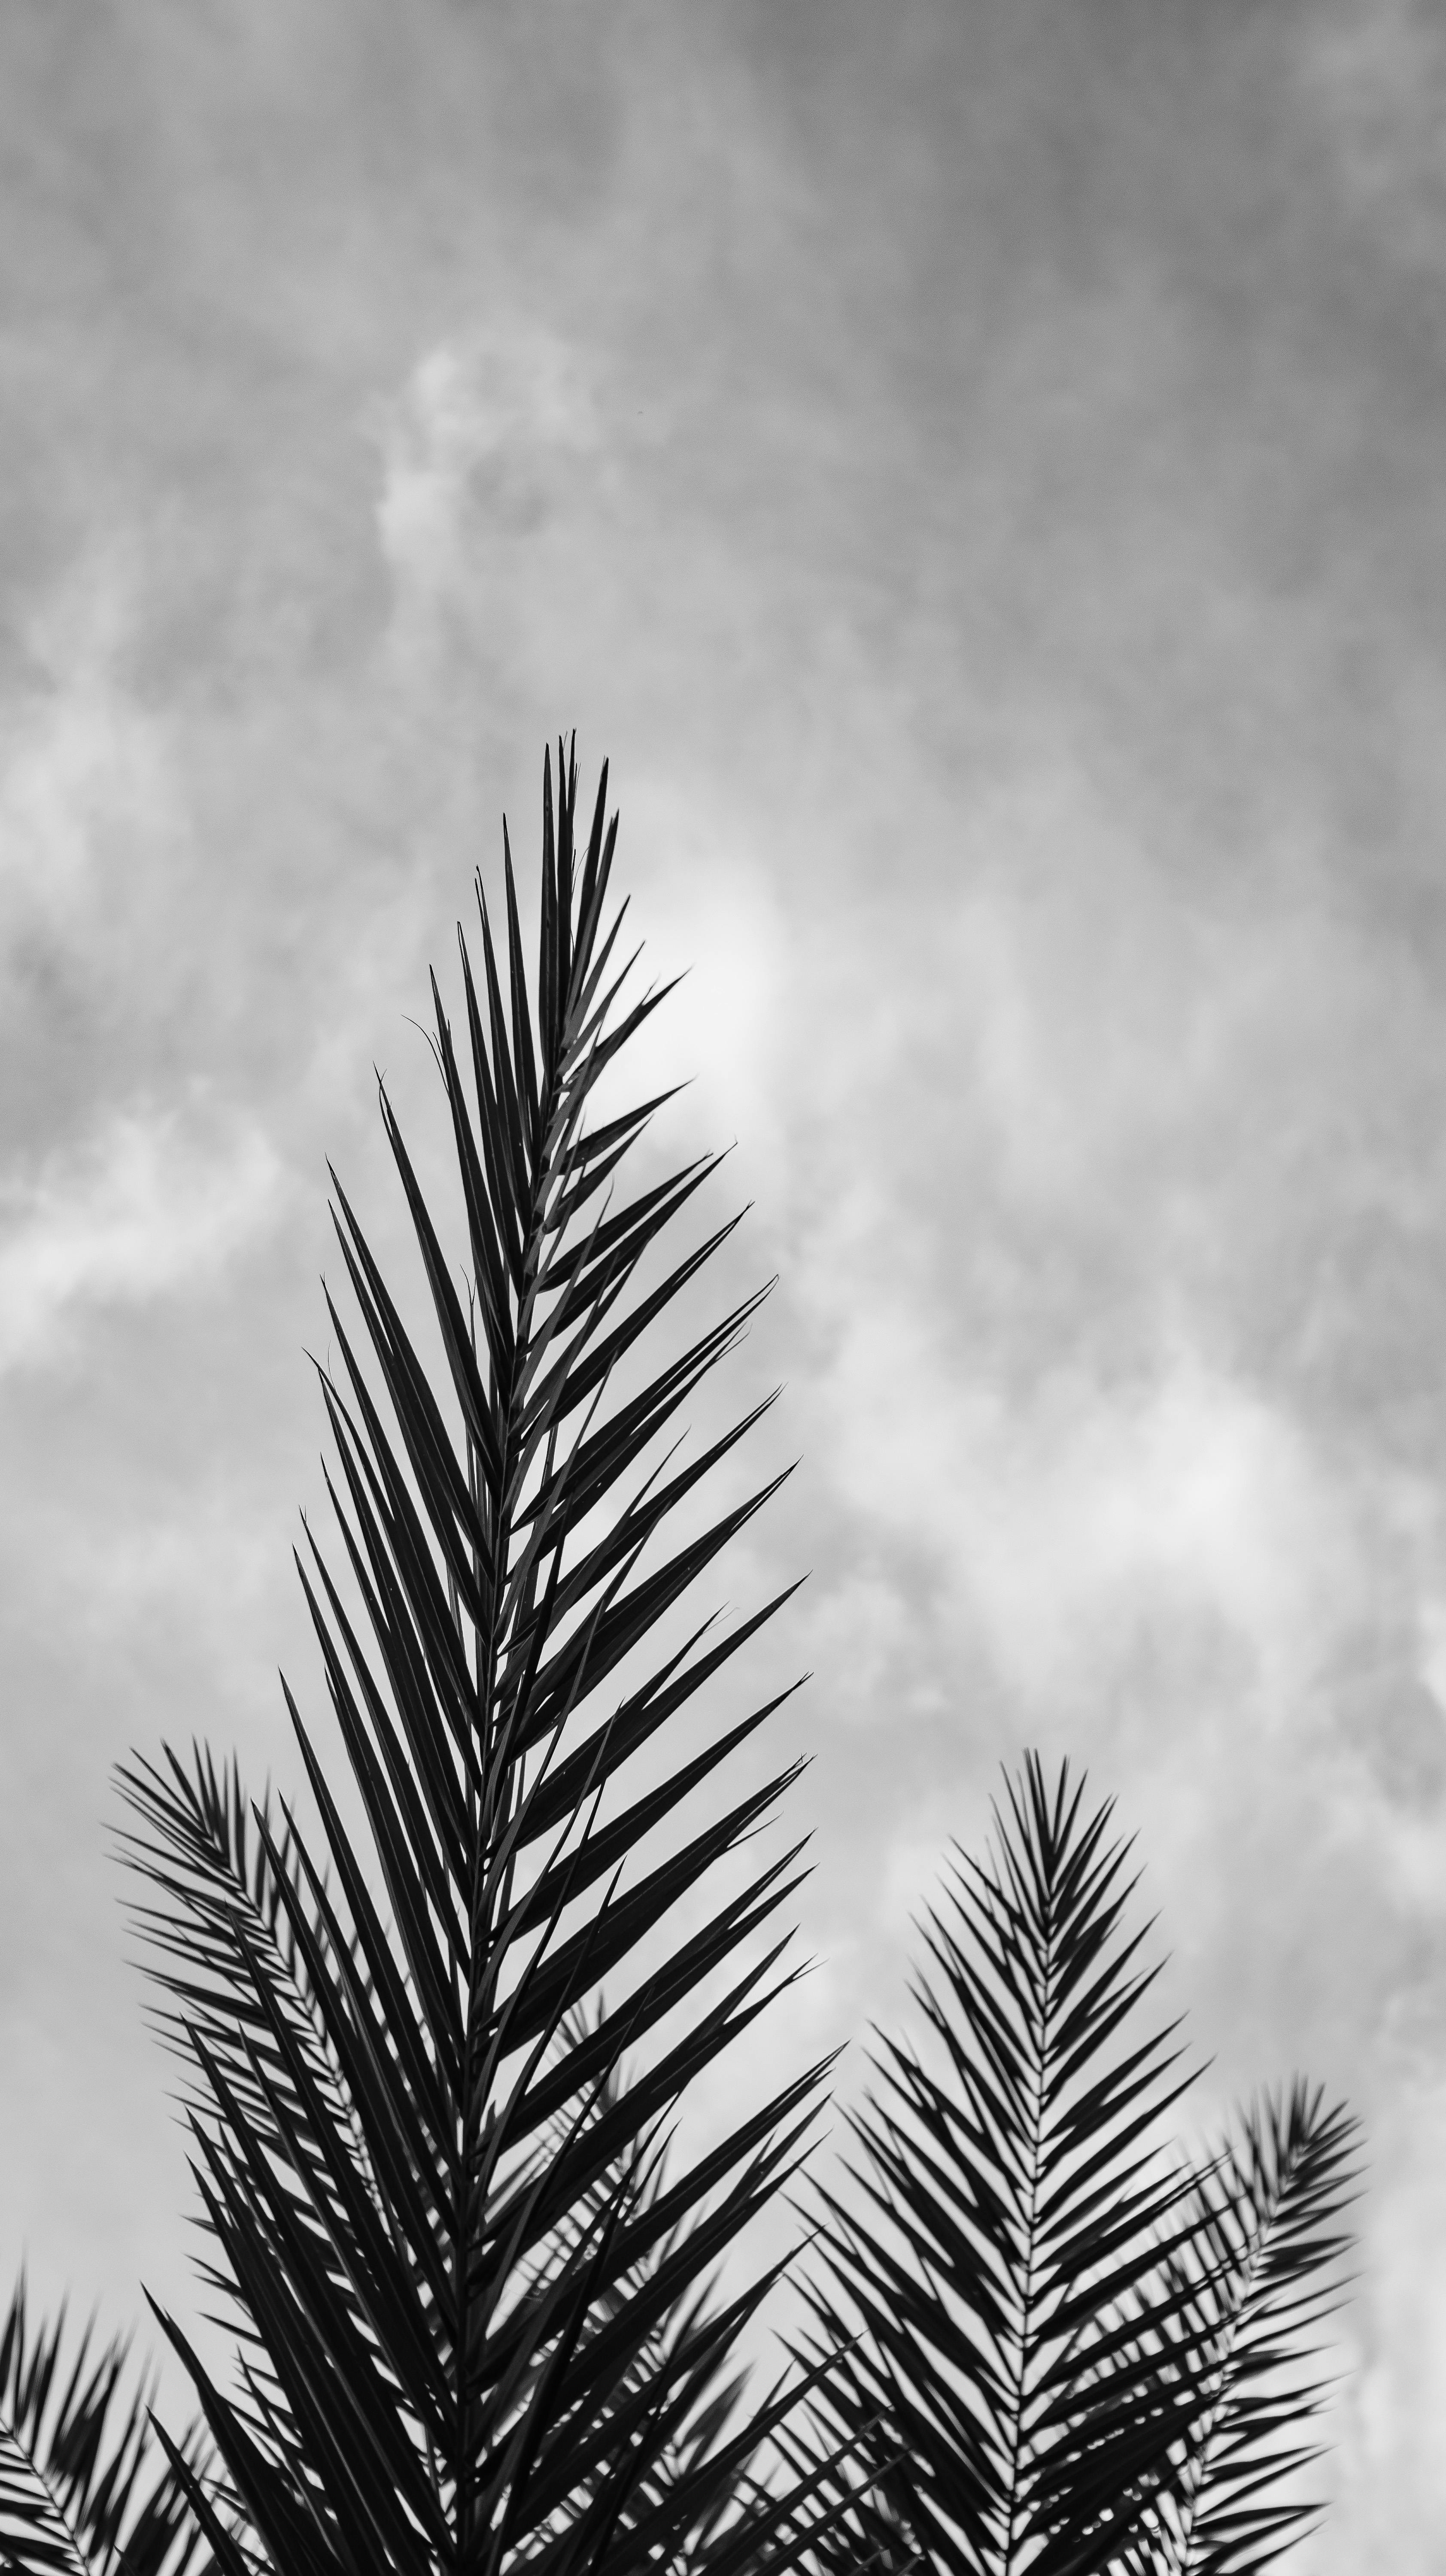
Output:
0,2279,207,2576
788,1757,1357,2576
119,744,832,2576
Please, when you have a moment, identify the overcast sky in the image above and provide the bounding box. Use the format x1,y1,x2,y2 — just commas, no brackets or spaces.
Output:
4,2,1446,2564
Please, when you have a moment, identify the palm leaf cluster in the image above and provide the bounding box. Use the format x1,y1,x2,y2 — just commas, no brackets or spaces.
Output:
0,2282,204,2576
790,1757,1358,2576
111,744,829,2576
0,746,1360,2576
1109,2087,1358,2576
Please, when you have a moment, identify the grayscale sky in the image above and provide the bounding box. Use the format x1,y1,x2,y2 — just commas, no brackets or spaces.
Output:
3,3,1445,2564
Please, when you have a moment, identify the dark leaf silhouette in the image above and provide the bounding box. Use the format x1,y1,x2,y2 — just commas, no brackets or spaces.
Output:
0,2279,208,2576
0,737,1352,2576
118,743,831,2576
787,1756,1357,2576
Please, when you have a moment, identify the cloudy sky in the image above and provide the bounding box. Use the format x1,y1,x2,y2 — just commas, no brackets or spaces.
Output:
4,0,1446,2562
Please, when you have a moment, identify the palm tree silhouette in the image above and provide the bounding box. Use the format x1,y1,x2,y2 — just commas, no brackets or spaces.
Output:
1,752,1357,2576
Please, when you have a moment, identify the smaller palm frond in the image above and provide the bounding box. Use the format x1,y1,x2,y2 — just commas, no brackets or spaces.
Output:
1106,2083,1358,2576
115,1741,380,2539
787,1756,1351,2576
0,2279,208,2576
119,1745,358,2138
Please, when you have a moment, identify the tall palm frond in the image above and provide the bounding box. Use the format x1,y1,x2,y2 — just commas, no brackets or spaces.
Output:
0,2279,207,2576
1107,2085,1358,2576
118,743,832,2576
787,1756,1355,2576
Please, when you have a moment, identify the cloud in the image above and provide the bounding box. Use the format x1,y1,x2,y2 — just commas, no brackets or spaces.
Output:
1325,2071,1446,2558
0,1105,285,1376
607,778,794,1200
373,327,600,630
820,1306,1357,1719
0,548,183,965
1302,0,1446,270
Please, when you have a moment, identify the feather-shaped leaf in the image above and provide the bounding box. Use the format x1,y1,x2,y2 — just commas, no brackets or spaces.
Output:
787,1758,1356,2576
1102,2084,1358,2576
119,744,826,2576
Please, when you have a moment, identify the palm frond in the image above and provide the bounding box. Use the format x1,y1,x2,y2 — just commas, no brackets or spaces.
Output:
118,742,829,2576
0,2278,207,2576
787,1756,1339,2576
1106,2084,1358,2576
